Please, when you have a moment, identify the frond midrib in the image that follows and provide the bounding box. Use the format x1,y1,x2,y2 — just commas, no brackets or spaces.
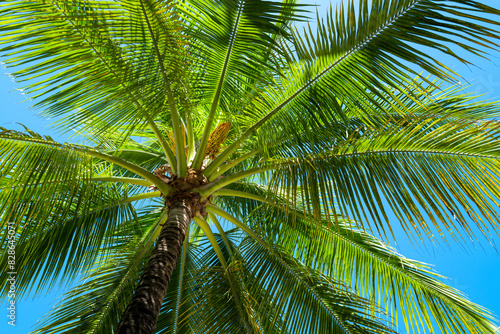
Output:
280,148,500,165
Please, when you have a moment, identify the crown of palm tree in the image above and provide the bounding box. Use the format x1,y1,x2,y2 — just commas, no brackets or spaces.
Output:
1,0,500,333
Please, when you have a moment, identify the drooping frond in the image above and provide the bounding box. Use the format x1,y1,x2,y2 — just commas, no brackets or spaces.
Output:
0,0,187,141
0,126,166,297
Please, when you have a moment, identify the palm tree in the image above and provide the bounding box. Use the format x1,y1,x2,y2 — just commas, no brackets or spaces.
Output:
2,0,500,332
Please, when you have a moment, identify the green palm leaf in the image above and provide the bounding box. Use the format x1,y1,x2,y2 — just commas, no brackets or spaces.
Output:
31,207,165,333
204,0,500,173
241,237,396,334
263,114,500,240
0,0,186,140
217,182,498,333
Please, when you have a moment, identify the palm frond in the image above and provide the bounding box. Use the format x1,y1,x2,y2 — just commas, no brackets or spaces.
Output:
265,115,500,241
217,181,499,333
241,237,396,334
253,78,500,162
0,0,186,139
0,126,167,297
31,208,165,333
184,0,303,168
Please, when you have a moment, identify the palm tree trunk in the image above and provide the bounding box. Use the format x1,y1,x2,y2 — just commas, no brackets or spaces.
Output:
116,198,194,334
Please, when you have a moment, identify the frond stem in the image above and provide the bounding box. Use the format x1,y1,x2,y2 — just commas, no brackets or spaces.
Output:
90,177,152,187
214,189,270,205
185,107,196,163
192,0,245,169
1,133,174,195
208,149,260,180
193,216,228,269
83,149,175,196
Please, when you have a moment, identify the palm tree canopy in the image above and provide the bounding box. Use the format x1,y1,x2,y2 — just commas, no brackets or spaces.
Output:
1,0,500,333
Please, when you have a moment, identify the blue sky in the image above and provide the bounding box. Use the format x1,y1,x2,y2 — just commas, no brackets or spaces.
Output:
1,0,500,333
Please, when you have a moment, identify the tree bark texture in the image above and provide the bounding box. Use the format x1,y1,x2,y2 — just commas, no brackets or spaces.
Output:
116,198,194,334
